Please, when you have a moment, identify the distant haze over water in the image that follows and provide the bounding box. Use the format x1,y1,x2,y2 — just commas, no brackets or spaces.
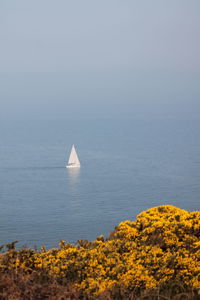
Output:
0,1,200,121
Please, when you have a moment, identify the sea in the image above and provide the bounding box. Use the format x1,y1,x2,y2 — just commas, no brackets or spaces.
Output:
0,118,199,249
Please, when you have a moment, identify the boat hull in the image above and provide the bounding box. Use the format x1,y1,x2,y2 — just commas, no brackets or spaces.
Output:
65,164,80,168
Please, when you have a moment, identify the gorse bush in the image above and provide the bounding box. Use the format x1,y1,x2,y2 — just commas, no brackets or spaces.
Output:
0,205,199,299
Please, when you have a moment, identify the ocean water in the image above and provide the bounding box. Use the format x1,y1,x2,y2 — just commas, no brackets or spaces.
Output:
0,119,199,248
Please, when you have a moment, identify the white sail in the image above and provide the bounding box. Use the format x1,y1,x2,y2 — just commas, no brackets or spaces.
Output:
66,145,80,168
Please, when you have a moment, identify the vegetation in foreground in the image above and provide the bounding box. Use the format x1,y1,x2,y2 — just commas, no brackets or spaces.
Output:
0,205,200,300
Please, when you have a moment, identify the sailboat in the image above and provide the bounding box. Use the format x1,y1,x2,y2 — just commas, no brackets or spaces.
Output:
66,145,81,168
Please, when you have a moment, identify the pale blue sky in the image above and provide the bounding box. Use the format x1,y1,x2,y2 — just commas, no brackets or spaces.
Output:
0,0,200,120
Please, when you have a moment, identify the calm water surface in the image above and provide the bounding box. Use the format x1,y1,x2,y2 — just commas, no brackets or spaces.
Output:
0,119,199,248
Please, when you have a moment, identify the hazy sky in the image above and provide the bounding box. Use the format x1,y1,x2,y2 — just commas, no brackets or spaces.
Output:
0,0,200,120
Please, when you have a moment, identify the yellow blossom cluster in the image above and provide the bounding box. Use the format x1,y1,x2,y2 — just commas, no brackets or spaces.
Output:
0,205,199,297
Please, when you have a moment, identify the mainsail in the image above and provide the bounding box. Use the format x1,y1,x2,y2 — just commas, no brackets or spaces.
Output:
66,145,80,168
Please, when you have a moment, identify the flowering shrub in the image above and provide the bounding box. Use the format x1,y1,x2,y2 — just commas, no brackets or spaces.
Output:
0,205,199,299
